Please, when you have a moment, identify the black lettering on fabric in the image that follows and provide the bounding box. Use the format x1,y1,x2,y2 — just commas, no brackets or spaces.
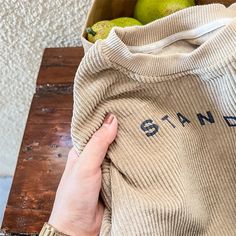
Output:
197,111,215,125
140,119,159,137
161,115,176,128
223,116,236,127
177,113,191,127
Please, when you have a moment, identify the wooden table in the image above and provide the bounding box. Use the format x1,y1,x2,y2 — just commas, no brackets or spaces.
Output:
1,47,84,235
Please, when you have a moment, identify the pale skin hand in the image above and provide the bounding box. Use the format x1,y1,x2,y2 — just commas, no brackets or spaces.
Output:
48,113,118,236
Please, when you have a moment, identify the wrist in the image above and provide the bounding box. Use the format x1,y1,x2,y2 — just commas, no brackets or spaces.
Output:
39,222,71,236
48,219,98,236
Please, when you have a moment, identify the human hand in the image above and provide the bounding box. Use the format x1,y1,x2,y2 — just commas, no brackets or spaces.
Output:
48,113,118,236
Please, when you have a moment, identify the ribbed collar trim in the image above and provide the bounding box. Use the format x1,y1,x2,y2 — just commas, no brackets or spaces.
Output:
98,4,236,78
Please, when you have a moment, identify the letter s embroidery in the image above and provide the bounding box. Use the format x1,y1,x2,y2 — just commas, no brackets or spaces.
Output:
140,119,159,137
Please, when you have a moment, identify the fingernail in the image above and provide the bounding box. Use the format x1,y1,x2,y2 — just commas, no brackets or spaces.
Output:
103,113,114,125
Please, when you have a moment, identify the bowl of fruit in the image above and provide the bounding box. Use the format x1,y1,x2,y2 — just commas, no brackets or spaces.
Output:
81,0,234,53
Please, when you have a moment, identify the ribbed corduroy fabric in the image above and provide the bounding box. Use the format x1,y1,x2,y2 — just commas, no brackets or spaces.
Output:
72,3,236,235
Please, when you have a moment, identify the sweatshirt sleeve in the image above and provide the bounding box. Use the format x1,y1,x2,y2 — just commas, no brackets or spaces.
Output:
71,45,115,155
71,45,117,221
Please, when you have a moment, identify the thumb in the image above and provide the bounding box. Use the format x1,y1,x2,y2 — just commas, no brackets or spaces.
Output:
76,113,118,174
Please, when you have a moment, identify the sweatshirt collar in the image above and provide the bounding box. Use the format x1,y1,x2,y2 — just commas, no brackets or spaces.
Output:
98,4,236,79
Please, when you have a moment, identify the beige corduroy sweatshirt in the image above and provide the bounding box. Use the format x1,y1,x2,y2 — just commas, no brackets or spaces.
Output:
72,3,236,236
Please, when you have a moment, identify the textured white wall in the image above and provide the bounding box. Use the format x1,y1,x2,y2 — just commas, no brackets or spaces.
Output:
0,0,92,176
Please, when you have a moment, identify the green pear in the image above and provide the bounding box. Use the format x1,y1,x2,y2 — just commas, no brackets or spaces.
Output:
110,17,143,27
86,20,116,43
134,0,195,24
86,17,142,43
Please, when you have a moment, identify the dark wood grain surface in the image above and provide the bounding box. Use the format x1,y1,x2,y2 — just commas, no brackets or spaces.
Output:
2,47,84,234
